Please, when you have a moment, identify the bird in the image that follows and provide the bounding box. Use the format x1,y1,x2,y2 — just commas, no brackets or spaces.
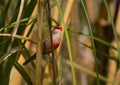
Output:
23,26,63,65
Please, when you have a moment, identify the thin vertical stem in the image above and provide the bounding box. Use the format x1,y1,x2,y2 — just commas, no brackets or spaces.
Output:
55,0,76,85
80,0,100,85
46,0,57,84
35,0,44,85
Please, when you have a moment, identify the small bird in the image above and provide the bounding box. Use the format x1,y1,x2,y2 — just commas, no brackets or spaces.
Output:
23,26,63,65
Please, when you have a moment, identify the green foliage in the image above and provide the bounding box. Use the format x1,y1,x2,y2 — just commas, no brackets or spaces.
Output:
0,0,119,85
0,0,37,84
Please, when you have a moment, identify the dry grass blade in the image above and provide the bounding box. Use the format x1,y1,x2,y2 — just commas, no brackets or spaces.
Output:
0,34,36,44
7,0,24,51
63,59,112,83
0,46,21,63
35,0,44,85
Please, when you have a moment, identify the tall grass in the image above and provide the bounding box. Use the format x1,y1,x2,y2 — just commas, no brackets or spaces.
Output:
0,0,119,85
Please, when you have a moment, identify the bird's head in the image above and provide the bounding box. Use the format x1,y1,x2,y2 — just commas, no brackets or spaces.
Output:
54,26,63,31
52,26,63,35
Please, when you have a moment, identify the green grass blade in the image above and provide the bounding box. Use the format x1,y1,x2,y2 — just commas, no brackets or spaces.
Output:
69,34,119,63
68,29,117,50
103,0,120,65
55,0,76,85
80,0,100,85
14,61,33,85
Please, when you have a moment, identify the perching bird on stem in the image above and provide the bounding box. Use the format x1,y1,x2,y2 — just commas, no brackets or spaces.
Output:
23,26,63,65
